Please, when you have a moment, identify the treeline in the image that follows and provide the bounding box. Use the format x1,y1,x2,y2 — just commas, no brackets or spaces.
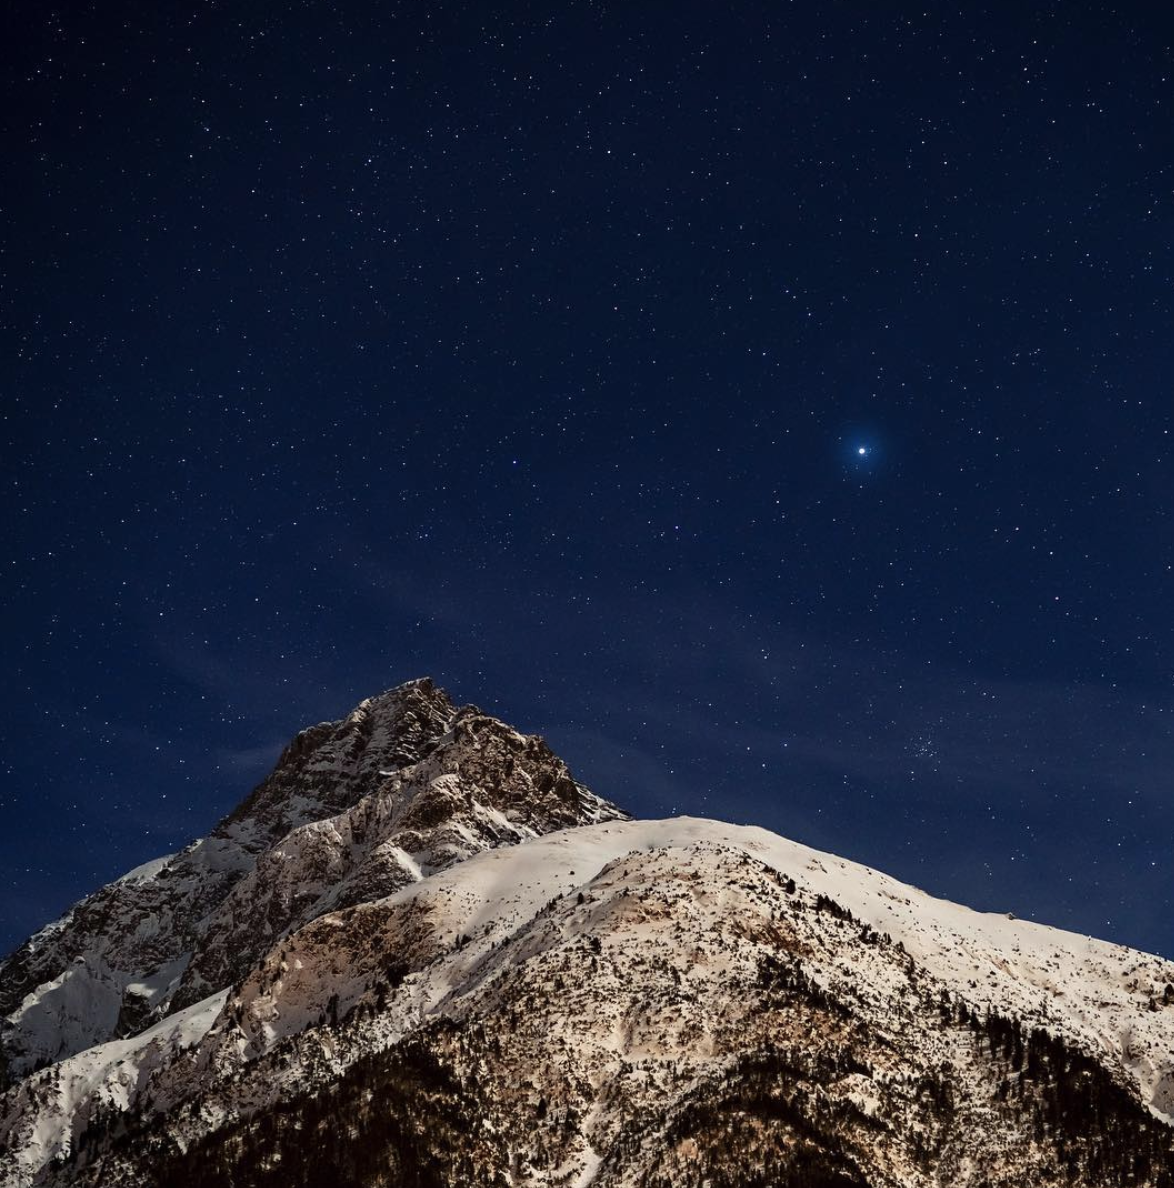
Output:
619,1046,877,1188
959,999,1174,1186
75,1021,509,1188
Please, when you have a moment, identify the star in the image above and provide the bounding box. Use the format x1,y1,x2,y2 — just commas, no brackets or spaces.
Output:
857,446,868,456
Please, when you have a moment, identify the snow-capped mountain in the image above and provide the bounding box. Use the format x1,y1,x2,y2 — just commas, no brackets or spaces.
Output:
2,681,1173,1187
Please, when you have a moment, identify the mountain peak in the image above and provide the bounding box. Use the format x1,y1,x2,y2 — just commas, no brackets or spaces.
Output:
219,676,460,842
342,675,457,731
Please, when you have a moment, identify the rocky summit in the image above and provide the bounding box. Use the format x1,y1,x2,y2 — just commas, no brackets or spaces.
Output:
2,680,1173,1187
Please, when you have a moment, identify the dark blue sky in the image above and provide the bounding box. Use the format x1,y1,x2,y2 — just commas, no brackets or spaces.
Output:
4,1,1173,958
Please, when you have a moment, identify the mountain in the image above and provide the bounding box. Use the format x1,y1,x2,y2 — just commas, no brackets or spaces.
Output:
2,681,1173,1187
0,679,624,1083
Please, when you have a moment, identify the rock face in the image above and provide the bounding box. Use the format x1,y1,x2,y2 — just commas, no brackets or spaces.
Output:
3,682,1174,1187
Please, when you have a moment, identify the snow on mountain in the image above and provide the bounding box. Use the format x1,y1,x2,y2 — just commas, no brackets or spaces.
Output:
0,991,228,1184
2,682,1173,1186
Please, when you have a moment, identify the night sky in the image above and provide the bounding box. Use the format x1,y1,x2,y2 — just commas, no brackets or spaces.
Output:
4,2,1173,960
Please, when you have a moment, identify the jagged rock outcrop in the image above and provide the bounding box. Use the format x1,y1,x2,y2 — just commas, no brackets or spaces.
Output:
3,684,1173,1187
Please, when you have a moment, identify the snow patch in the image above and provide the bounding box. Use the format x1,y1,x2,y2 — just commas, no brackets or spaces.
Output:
115,853,176,885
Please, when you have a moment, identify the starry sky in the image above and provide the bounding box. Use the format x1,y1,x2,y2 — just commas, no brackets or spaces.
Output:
4,1,1173,959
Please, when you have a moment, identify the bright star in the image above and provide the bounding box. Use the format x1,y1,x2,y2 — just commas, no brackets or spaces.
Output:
857,446,868,456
